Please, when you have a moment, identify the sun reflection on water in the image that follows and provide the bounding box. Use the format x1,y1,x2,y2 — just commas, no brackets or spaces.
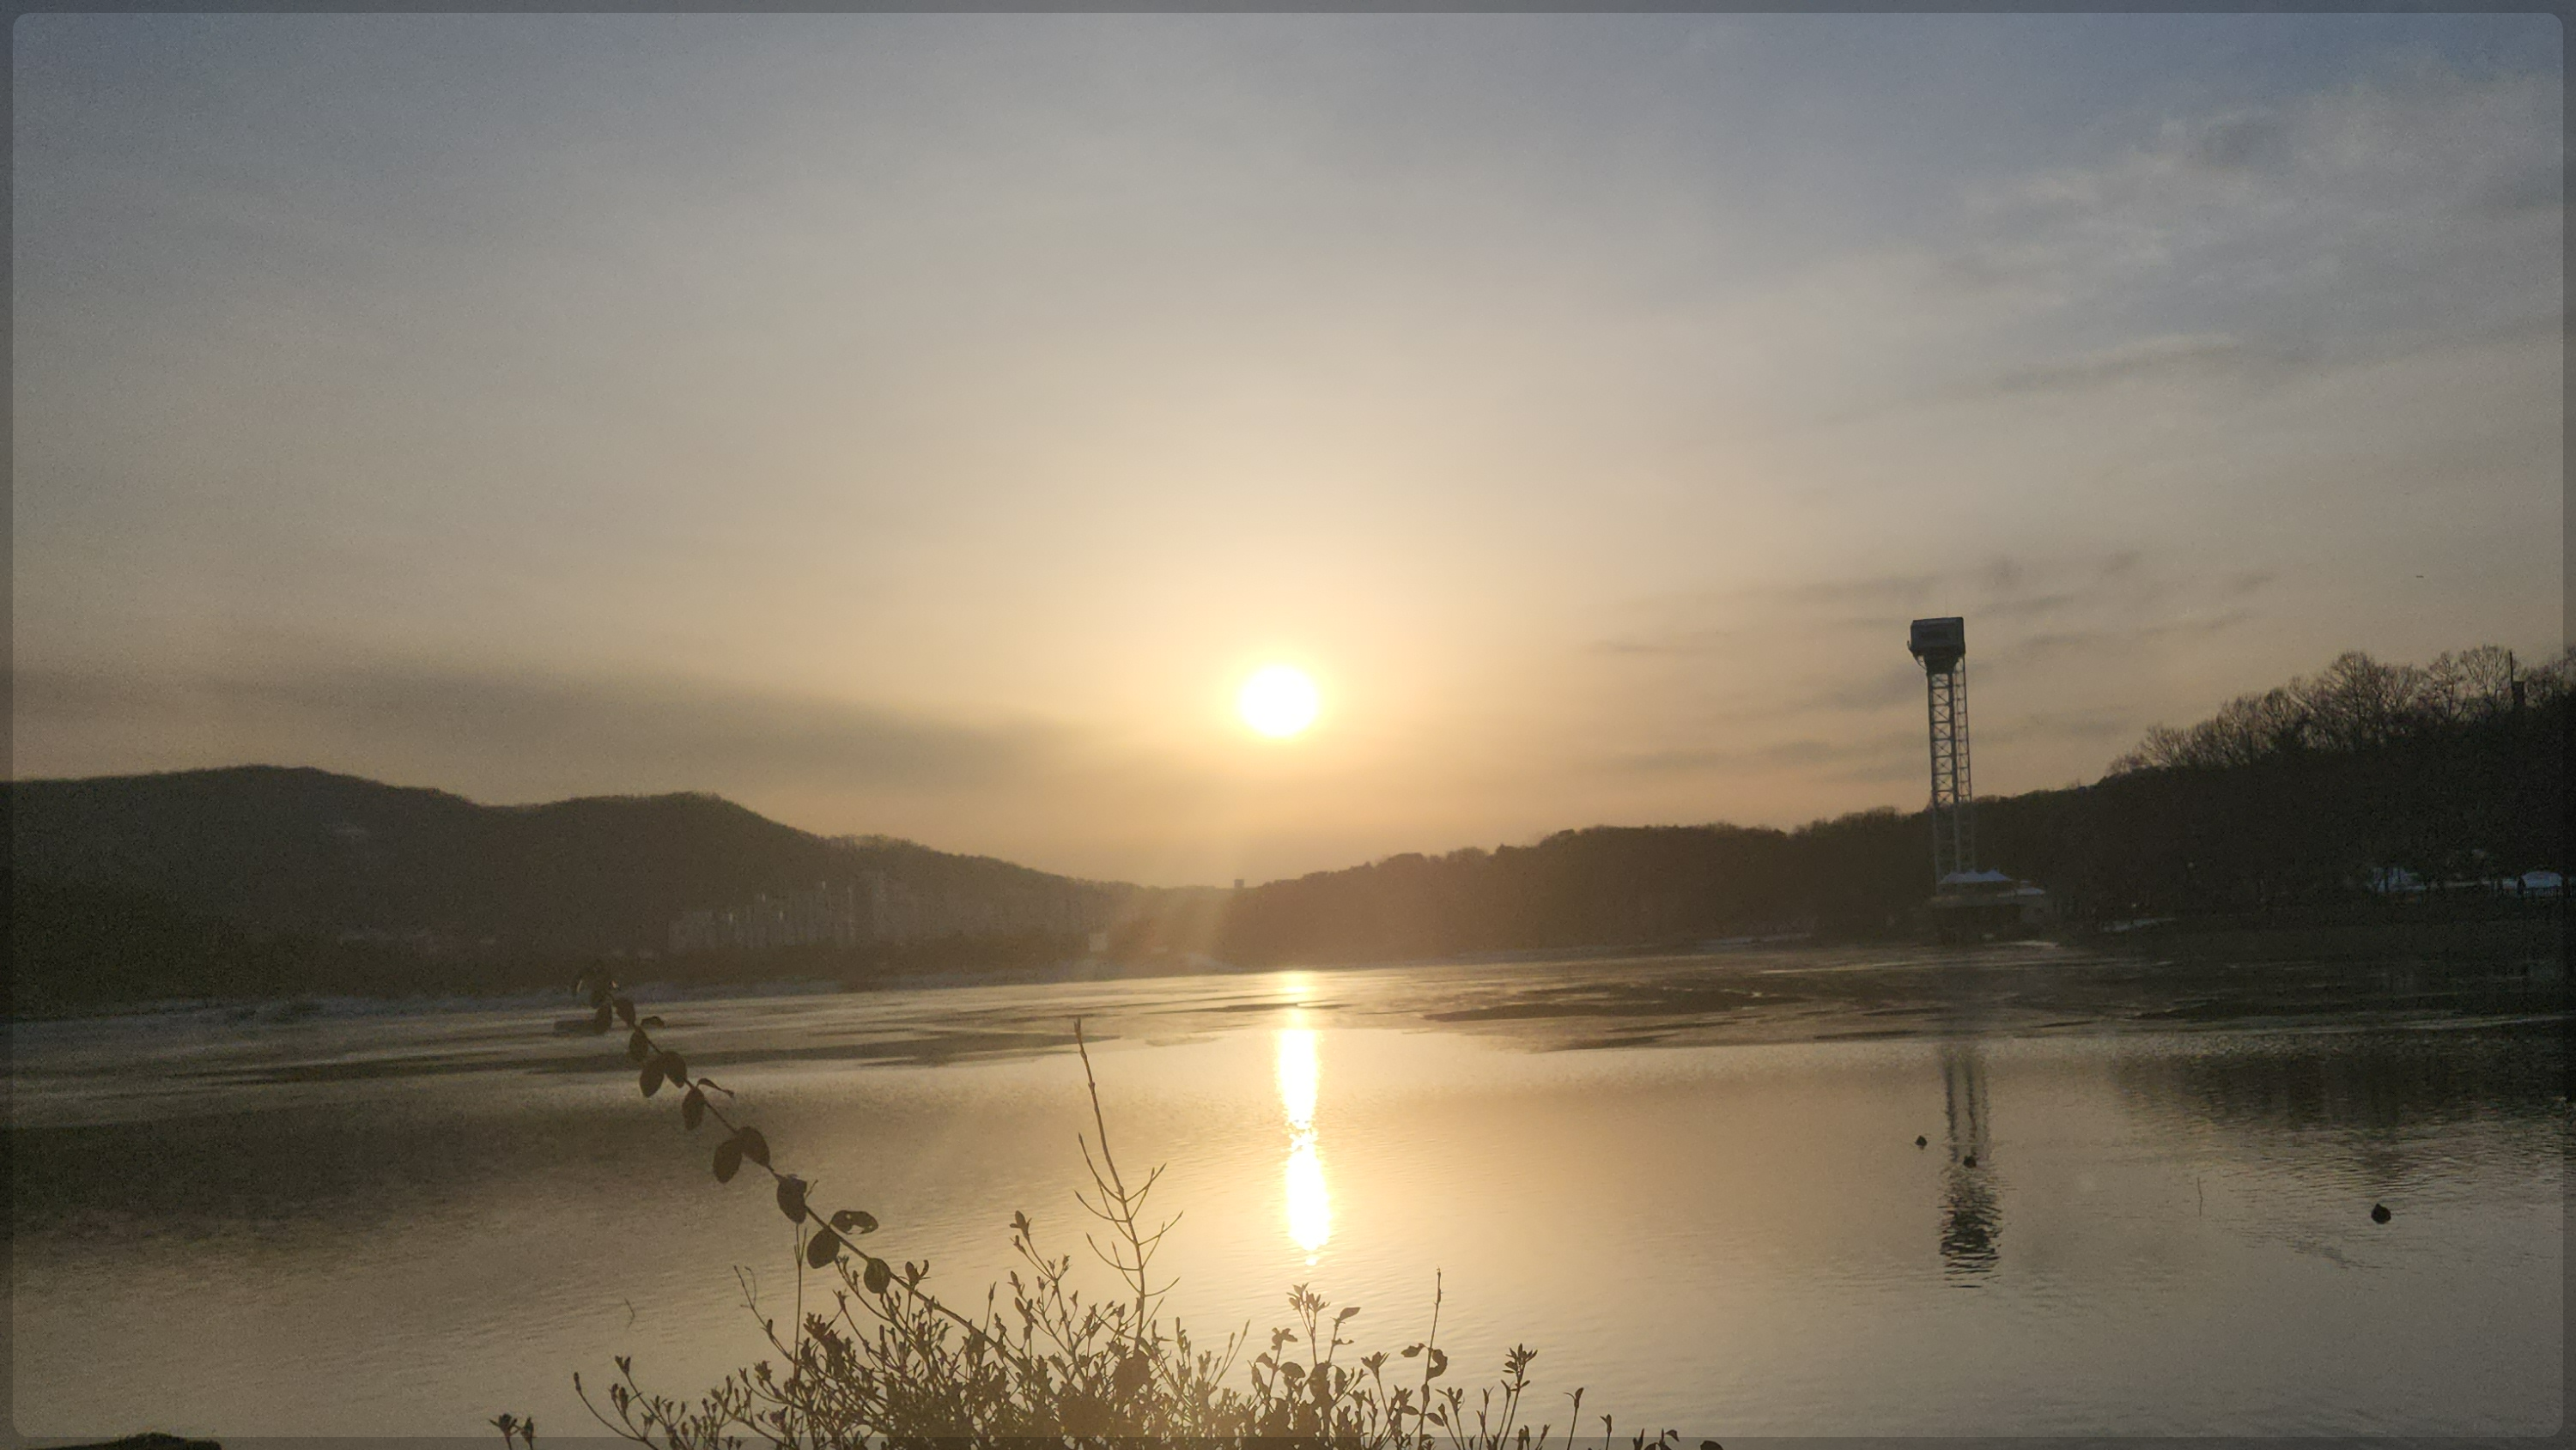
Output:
1276,1020,1330,1263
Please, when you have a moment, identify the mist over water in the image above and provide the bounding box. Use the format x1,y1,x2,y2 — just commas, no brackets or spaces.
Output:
10,946,2564,1438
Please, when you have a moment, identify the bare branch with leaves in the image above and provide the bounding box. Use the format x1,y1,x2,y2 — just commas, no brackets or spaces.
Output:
490,966,1696,1449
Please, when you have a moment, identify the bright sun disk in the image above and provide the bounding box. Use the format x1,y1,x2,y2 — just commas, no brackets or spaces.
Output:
1238,665,1320,738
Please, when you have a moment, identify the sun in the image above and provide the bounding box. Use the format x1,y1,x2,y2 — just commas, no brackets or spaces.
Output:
1237,664,1320,738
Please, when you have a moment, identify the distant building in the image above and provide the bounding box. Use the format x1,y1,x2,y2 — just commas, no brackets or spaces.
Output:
1928,870,2052,942
669,879,869,953
669,870,1121,955
2364,866,2427,896
2365,865,2567,899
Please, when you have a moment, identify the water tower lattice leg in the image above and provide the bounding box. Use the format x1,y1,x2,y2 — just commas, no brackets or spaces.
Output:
1924,660,1974,884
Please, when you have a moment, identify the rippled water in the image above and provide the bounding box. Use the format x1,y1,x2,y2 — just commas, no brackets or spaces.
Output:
10,944,2567,1438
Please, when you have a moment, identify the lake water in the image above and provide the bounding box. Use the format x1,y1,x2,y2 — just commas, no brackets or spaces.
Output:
10,943,2567,1440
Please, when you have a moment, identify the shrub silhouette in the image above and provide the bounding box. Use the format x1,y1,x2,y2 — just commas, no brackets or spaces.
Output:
491,967,1687,1450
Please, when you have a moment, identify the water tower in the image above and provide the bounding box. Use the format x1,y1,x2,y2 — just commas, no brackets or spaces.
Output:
1907,616,1973,885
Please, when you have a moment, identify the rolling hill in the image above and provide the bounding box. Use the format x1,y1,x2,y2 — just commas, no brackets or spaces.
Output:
7,766,1131,1009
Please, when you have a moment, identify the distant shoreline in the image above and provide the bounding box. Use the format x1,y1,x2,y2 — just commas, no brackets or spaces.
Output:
15,910,2559,1026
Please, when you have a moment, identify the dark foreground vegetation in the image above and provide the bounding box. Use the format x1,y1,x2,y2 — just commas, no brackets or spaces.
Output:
489,969,1665,1450
10,645,2565,1012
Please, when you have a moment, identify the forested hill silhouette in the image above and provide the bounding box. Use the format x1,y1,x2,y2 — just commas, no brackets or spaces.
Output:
9,646,2566,1010
8,766,1129,1010
1205,646,2569,964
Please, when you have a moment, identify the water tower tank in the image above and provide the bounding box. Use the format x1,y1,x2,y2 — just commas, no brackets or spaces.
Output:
1909,616,1965,671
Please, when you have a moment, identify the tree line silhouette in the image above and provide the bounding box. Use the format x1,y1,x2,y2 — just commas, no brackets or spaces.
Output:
9,645,2565,1010
1187,645,2569,964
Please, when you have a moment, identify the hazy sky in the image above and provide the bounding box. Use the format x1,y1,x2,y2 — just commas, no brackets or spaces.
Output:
11,15,2564,885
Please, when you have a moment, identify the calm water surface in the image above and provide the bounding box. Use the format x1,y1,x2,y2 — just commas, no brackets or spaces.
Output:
11,944,2567,1438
